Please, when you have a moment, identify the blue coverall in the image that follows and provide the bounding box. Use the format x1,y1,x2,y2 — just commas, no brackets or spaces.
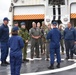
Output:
47,28,61,64
64,27,76,58
8,35,24,75
0,24,9,63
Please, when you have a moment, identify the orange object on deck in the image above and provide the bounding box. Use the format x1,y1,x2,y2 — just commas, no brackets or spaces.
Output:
71,13,76,19
14,14,44,20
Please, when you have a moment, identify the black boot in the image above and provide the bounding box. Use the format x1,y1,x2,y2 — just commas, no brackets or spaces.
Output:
22,59,29,63
1,62,7,66
46,58,49,61
66,57,69,60
5,61,9,65
48,64,54,69
70,56,73,59
56,63,60,68
25,59,29,62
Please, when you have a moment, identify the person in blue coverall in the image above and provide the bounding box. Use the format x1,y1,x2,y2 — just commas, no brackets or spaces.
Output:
8,26,24,75
64,22,76,59
47,21,61,69
0,17,10,66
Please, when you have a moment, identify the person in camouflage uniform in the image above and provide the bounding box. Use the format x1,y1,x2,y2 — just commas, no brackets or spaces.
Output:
37,22,43,55
41,21,48,55
45,23,51,61
19,22,30,62
59,24,64,55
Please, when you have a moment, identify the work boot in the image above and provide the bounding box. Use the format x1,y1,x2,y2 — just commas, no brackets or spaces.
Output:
31,56,33,59
1,62,7,66
34,52,36,56
62,51,64,55
46,58,49,61
48,64,54,69
22,59,29,63
5,61,9,65
25,59,29,62
70,57,73,59
65,57,69,60
56,63,60,68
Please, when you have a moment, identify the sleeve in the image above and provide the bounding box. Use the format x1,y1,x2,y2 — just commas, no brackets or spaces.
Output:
45,29,48,39
29,29,34,37
63,29,66,39
19,30,25,41
0,27,3,39
18,30,22,37
27,32,30,40
39,29,42,37
47,31,52,40
19,37,24,49
29,29,31,35
60,31,62,40
74,29,76,41
41,28,44,37
8,38,10,47
25,30,30,40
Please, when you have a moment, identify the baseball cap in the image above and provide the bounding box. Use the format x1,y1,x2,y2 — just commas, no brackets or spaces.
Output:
3,17,10,21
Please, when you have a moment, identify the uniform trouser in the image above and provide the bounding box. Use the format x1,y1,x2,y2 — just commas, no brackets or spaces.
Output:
60,39,64,52
46,42,50,58
22,43,27,60
39,39,43,54
42,38,46,53
1,42,9,63
10,54,22,75
31,39,39,58
0,42,1,49
65,40,74,58
50,48,61,64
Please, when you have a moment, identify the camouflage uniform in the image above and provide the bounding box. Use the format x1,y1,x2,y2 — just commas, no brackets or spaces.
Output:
19,28,30,60
41,25,48,54
45,28,51,59
59,29,64,53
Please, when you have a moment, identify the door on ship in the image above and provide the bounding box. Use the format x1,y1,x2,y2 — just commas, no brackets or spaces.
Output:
14,19,44,31
70,3,76,27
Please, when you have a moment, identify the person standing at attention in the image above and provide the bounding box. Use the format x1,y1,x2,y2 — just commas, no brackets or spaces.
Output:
19,22,30,62
64,22,76,59
8,26,24,75
47,21,61,69
0,17,10,66
59,24,64,55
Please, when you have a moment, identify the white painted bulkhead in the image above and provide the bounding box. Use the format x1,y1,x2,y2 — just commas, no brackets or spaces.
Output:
14,6,45,15
45,0,69,25
8,0,76,27
8,0,46,27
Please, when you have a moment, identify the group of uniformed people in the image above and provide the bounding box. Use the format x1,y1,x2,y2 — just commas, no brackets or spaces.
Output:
0,17,76,75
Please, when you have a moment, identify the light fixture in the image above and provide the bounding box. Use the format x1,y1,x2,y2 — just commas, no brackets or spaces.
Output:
21,0,24,3
64,18,68,22
9,6,12,12
46,19,50,22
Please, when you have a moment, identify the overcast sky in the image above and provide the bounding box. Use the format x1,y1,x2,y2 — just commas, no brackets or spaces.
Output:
0,0,11,21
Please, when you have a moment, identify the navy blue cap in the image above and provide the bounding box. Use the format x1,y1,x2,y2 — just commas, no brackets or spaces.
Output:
3,17,10,21
12,26,19,32
20,22,26,26
52,21,57,26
